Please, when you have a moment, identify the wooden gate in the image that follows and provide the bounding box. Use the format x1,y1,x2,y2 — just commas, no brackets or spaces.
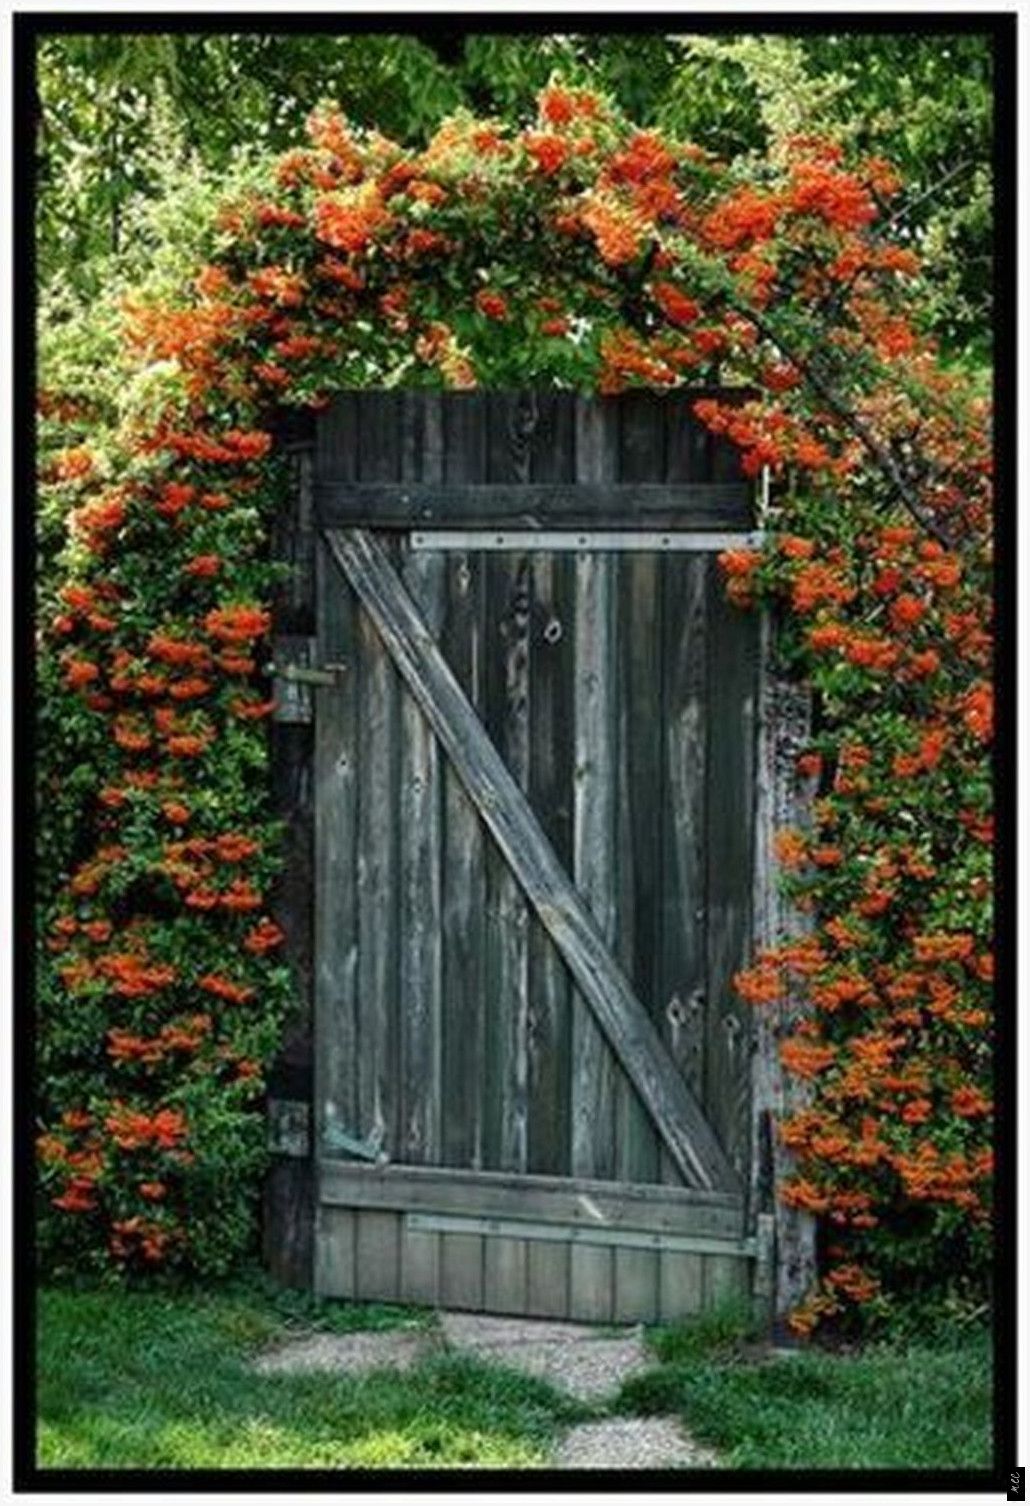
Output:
309,391,768,1323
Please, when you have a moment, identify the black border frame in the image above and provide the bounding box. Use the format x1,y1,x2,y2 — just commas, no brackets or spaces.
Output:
12,9,1017,1494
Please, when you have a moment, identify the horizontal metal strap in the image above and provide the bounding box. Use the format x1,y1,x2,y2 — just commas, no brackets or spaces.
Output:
409,529,764,553
406,1210,756,1259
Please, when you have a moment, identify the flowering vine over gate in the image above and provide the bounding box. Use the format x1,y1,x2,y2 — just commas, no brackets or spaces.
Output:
37,77,993,1334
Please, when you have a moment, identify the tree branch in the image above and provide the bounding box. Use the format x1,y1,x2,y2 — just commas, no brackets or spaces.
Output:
731,300,959,550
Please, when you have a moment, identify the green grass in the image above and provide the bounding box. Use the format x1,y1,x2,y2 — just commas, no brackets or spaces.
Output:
623,1303,993,1471
36,1276,993,1472
36,1279,587,1470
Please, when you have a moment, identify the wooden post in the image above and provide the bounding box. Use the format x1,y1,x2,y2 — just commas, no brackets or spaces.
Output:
750,607,818,1328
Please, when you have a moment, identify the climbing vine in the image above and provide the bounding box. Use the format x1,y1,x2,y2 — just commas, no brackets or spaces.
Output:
37,79,992,1326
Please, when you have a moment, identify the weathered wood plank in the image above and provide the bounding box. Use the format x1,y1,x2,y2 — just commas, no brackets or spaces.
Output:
665,390,713,484
439,395,489,1170
658,1250,704,1320
400,1221,440,1305
396,393,444,1164
482,395,535,1173
484,1237,529,1316
314,492,358,1159
324,527,739,1193
614,1247,659,1323
658,554,709,1188
751,611,817,1322
263,1157,314,1290
615,396,664,1197
439,1233,484,1309
569,1246,614,1323
315,481,752,528
527,550,574,1177
571,399,619,1188
354,403,401,1159
704,558,759,1182
315,1206,356,1298
525,396,576,1177
705,1250,749,1308
355,1210,401,1302
526,1242,570,1318
319,1160,745,1235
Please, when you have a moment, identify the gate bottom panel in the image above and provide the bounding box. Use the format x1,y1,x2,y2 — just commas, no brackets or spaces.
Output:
315,1163,752,1324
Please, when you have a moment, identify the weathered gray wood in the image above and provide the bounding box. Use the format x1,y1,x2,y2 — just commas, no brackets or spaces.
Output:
319,1161,744,1234
608,403,664,1312
571,399,619,1196
439,396,489,1170
569,1246,614,1323
315,1206,356,1298
523,390,577,1179
658,1251,704,1319
355,1210,402,1301
751,610,817,1322
353,399,401,1158
396,393,444,1164
325,526,739,1193
615,398,665,1195
614,1247,659,1323
315,481,752,528
705,560,759,1182
665,391,712,484
527,551,573,1176
262,1157,314,1289
270,633,315,724
439,1233,484,1309
705,1250,748,1308
483,395,536,1173
314,525,358,1160
659,554,709,1189
400,1221,440,1304
526,1242,570,1318
484,1237,529,1316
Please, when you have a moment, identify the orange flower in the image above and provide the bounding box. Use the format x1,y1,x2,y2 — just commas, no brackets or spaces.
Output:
244,917,285,954
63,658,100,690
774,828,807,869
183,554,222,578
524,133,568,175
199,972,254,1004
475,289,508,321
951,1085,991,1118
653,281,700,328
780,1037,837,1079
204,604,271,644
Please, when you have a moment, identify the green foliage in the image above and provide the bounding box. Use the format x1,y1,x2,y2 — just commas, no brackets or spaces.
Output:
645,1295,758,1365
36,1279,991,1469
35,29,994,355
36,1283,584,1469
619,1327,992,1469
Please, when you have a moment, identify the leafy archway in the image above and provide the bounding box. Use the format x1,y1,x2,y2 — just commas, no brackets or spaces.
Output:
38,79,992,1331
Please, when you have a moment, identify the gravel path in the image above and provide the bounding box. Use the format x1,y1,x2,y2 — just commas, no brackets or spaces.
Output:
252,1328,435,1376
553,1416,719,1469
249,1310,721,1469
437,1312,650,1401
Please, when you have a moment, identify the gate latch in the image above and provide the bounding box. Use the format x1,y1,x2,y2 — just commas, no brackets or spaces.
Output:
265,658,346,686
